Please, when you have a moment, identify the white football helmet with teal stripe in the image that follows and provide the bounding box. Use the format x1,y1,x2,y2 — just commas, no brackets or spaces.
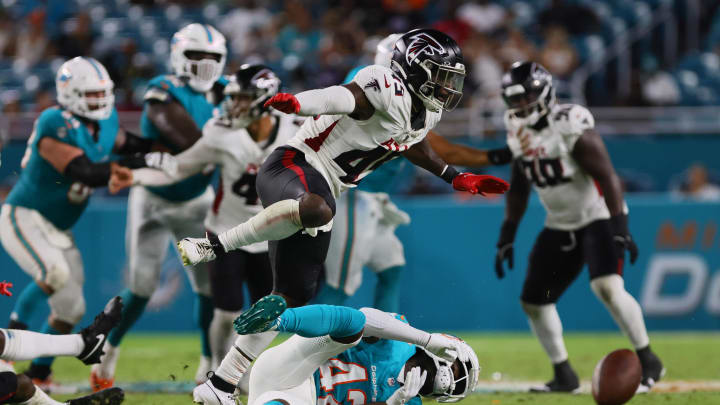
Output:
55,56,115,121
171,23,227,93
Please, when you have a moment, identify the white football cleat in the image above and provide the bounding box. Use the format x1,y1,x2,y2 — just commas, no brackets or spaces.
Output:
193,378,240,405
178,237,216,266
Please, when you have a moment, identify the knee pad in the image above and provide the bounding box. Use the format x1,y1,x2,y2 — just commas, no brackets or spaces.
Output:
49,285,86,325
590,274,625,303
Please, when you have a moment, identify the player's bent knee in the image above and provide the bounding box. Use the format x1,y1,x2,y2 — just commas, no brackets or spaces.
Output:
12,373,34,402
521,301,553,318
45,261,71,292
590,274,624,303
298,193,333,228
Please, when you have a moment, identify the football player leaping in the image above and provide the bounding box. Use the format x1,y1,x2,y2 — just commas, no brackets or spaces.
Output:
91,23,228,390
179,28,508,403
0,57,174,388
318,33,514,312
199,295,479,405
494,62,664,393
109,64,296,371
0,297,124,405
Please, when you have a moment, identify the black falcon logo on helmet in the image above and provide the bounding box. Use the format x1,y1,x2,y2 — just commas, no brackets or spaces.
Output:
405,33,446,65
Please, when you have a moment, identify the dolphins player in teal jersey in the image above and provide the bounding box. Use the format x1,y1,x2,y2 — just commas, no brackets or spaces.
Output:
0,57,174,389
317,33,513,312
195,296,479,405
90,23,228,390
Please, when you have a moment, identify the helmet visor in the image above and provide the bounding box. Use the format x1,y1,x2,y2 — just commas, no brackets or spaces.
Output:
430,61,465,111
503,83,549,119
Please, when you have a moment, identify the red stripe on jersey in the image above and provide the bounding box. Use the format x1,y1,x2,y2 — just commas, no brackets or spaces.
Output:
616,257,624,276
281,150,309,191
305,119,340,152
212,176,224,214
594,179,603,196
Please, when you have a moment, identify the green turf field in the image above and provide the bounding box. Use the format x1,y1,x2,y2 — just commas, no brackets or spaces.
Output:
23,332,719,405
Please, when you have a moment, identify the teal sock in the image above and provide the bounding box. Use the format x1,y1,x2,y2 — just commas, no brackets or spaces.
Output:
31,322,62,367
195,294,214,357
278,305,365,339
107,289,149,347
313,284,350,306
11,283,49,325
374,266,403,313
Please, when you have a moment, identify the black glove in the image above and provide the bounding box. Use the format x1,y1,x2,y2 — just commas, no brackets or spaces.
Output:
610,214,639,264
495,220,518,279
487,147,513,166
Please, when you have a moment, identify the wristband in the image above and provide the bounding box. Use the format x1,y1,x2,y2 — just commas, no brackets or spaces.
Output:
440,165,459,184
609,214,629,235
207,232,226,257
487,147,513,165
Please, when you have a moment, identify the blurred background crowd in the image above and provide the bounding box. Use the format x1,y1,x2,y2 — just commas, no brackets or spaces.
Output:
0,0,719,198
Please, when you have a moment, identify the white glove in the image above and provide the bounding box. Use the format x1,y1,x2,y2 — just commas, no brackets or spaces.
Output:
387,366,426,405
144,152,178,177
376,193,411,227
424,333,466,363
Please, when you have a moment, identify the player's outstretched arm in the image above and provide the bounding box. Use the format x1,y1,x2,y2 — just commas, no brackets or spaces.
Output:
38,137,113,187
495,160,531,279
426,131,512,167
146,99,203,151
264,81,374,120
402,137,509,195
572,129,639,263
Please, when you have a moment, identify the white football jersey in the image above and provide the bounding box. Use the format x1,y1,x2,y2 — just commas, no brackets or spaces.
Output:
286,65,442,197
202,113,301,252
505,103,610,230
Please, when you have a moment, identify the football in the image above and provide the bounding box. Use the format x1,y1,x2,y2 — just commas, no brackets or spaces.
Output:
592,349,642,405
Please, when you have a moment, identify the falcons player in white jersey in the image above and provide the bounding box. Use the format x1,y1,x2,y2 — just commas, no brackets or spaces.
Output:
177,29,509,404
109,65,296,371
495,62,664,393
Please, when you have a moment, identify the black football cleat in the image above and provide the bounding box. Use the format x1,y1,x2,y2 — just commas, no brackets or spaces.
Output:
67,387,125,405
530,360,581,393
637,346,665,391
77,297,123,365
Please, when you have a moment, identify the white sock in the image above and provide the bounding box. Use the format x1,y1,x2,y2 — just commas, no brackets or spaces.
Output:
91,342,119,379
19,385,63,405
215,330,278,386
591,274,650,349
522,302,568,364
0,329,83,361
218,200,302,252
209,309,241,370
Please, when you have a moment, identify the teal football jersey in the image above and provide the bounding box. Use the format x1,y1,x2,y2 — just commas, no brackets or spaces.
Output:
314,338,421,405
343,66,408,194
6,107,119,230
140,74,224,201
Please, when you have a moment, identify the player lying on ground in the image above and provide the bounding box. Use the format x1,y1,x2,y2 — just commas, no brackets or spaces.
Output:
0,56,175,388
92,23,229,390
494,61,664,393
176,29,507,403
195,296,479,405
109,64,297,372
317,32,514,312
0,297,124,405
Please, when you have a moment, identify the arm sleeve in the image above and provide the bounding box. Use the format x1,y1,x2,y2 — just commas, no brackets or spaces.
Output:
294,85,356,116
132,136,217,186
115,130,153,155
359,307,430,347
64,155,111,187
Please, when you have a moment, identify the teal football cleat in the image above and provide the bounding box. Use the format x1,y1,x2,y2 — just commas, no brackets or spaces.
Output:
233,295,287,335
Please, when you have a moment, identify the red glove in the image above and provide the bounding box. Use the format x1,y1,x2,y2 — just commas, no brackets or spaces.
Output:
0,281,12,297
452,173,509,195
264,93,301,114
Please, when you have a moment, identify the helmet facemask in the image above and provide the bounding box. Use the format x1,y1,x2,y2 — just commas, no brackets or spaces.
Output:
221,68,279,129
180,50,225,93
503,79,556,128
76,87,115,121
56,58,115,121
413,59,465,113
403,346,479,403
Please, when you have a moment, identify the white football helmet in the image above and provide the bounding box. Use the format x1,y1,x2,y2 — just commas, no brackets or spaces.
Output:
374,33,402,67
56,57,115,121
170,23,227,93
419,339,480,403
